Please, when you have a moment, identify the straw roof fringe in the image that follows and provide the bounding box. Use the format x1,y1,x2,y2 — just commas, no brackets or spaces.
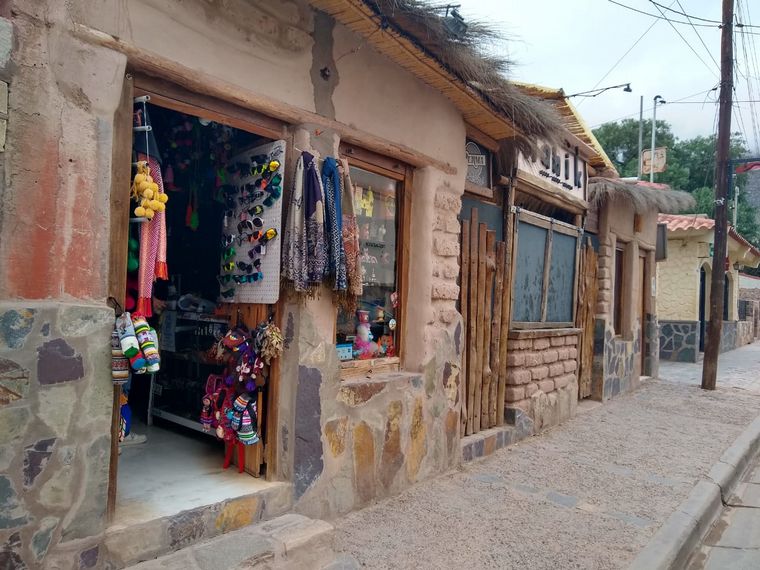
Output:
589,177,696,214
362,0,564,147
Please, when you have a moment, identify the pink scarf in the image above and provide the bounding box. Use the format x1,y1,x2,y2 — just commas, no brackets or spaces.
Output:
136,155,168,317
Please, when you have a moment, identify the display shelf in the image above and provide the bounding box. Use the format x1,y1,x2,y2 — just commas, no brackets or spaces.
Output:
176,312,230,324
151,408,215,437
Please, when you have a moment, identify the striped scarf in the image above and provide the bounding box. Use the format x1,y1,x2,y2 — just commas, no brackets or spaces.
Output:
136,155,168,317
322,157,347,291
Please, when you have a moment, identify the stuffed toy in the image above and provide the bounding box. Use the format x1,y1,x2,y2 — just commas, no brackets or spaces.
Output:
111,328,130,384
132,315,160,372
115,312,140,358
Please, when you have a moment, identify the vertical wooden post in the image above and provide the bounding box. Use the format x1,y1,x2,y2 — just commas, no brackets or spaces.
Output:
460,220,470,436
489,241,506,427
497,188,516,425
466,208,479,435
703,0,734,390
480,231,496,429
473,223,487,433
106,73,135,522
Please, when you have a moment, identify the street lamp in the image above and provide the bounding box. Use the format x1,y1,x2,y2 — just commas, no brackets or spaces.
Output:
565,82,632,98
650,95,666,182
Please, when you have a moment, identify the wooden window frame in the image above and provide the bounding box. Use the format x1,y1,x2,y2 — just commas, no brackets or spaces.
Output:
338,143,412,379
510,208,582,329
613,244,628,337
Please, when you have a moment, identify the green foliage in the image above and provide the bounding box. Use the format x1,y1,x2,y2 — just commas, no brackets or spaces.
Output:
593,120,760,246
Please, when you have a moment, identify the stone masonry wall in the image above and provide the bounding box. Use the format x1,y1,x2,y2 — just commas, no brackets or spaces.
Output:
504,330,579,434
737,320,754,347
659,320,700,363
0,303,114,568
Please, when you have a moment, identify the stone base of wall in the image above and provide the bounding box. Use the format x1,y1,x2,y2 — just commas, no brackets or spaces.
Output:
720,320,737,353
591,318,645,402
460,419,532,463
738,320,754,347
503,329,580,433
659,320,699,363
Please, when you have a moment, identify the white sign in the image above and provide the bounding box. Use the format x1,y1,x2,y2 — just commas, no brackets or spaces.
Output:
642,147,667,174
516,140,587,201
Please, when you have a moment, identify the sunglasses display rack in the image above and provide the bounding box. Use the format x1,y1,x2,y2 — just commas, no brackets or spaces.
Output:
218,139,285,305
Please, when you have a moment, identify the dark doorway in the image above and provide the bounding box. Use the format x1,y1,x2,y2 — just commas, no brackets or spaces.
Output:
723,274,730,321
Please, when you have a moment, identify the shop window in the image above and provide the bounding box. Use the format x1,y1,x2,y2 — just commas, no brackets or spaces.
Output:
336,162,405,367
511,210,580,327
613,247,625,334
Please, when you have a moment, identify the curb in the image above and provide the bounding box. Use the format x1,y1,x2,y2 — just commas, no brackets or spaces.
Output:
629,414,760,570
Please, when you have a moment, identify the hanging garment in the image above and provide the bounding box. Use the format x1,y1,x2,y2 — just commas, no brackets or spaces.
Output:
321,157,347,291
340,158,363,302
136,154,169,317
282,152,327,292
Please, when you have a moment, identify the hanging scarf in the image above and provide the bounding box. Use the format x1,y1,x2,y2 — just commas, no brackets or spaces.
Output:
282,154,307,292
322,157,347,291
136,154,168,317
303,153,327,285
340,159,363,304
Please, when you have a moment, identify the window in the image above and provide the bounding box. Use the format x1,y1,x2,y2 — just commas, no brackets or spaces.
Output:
613,247,625,334
336,163,404,365
511,210,580,327
465,139,493,193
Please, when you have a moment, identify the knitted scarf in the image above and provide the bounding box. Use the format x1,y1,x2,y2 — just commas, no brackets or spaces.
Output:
136,154,168,317
321,157,347,291
282,152,327,292
340,159,363,305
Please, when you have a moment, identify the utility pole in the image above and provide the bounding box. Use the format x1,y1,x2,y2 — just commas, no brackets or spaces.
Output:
638,95,644,178
702,0,734,391
650,95,665,182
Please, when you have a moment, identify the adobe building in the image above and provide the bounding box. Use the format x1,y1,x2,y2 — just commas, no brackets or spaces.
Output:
657,214,760,362
0,1,573,568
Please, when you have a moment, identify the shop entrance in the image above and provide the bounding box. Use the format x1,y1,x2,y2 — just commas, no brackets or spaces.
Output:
107,77,286,525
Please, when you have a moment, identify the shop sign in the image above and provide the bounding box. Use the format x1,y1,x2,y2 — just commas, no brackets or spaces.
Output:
642,147,667,174
465,140,492,188
517,140,587,201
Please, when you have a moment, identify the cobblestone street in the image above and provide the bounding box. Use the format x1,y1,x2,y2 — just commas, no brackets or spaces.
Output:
333,345,760,569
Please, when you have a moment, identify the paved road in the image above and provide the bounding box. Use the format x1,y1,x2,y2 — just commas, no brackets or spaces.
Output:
689,451,760,569
659,341,760,393
334,357,760,569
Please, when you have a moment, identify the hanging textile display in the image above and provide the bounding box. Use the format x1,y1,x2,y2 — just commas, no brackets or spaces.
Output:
282,151,328,293
322,157,347,292
217,140,285,305
340,158,363,308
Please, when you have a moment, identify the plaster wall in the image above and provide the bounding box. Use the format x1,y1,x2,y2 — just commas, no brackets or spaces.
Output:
1,0,470,566
656,238,702,321
591,202,657,401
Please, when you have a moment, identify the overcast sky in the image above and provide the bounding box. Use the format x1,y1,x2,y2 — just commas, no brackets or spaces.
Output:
456,0,760,153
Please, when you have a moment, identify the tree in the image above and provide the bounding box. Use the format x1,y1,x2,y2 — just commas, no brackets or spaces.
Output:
593,120,760,245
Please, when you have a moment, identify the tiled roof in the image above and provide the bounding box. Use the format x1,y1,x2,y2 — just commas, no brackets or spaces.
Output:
658,213,715,232
658,214,760,258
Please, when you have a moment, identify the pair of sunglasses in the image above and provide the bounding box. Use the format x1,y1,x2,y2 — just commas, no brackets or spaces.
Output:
238,192,265,205
237,259,262,273
222,246,236,260
218,274,234,284
234,272,263,284
220,288,235,299
251,160,280,176
222,261,236,272
263,187,281,208
237,218,263,234
247,205,264,217
221,235,235,247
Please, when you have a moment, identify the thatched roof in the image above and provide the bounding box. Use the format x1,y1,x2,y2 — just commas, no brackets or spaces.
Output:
309,0,564,145
588,178,696,214
512,82,618,176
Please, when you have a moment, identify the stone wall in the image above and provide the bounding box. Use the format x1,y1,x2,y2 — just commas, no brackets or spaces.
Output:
503,330,579,434
737,320,754,347
0,303,114,568
720,321,737,353
591,319,642,401
659,320,700,363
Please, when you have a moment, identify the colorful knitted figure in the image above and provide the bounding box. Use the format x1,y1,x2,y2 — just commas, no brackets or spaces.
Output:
132,315,160,372
115,312,140,358
111,328,130,384
230,393,259,445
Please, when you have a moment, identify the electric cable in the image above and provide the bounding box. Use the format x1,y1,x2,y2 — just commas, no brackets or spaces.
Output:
650,0,719,77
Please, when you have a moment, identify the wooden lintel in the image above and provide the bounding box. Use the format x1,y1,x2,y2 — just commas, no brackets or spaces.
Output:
72,23,458,176
466,124,500,153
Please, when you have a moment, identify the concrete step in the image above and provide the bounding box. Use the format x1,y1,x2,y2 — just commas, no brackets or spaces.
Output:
124,513,335,570
104,482,293,568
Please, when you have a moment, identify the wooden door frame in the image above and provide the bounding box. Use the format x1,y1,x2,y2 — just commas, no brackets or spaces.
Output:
106,72,289,521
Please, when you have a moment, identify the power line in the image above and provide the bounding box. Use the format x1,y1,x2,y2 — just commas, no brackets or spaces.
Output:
736,0,760,150
608,0,718,27
675,0,721,72
650,1,719,77
649,1,721,25
589,87,718,127
580,0,677,109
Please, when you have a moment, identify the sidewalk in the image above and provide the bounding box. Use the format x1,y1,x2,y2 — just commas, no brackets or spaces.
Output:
689,448,760,569
333,345,760,569
659,341,760,393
